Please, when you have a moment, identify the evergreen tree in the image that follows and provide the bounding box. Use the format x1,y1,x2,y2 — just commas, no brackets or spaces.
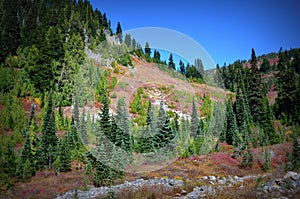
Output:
235,89,252,144
168,53,175,69
225,98,239,146
261,96,279,145
79,108,89,145
190,99,199,137
73,92,80,129
132,38,137,50
98,90,111,140
291,132,300,170
157,101,166,130
146,101,156,135
179,60,185,74
67,117,82,152
247,48,264,125
124,34,131,47
154,114,174,148
58,137,72,172
194,58,204,76
144,42,151,57
116,21,122,43
41,94,58,168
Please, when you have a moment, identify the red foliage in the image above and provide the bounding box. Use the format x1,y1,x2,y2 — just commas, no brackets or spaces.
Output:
209,152,239,166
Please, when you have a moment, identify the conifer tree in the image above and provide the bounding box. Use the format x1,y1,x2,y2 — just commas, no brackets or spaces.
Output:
116,21,122,43
124,34,131,47
225,98,239,146
144,42,151,57
247,48,264,125
41,94,58,168
73,92,80,129
235,89,252,143
67,117,82,151
168,53,175,70
58,137,72,172
154,114,174,148
179,60,185,74
291,132,300,170
157,100,166,130
146,101,156,135
190,99,199,137
80,108,89,145
98,89,111,140
261,96,279,145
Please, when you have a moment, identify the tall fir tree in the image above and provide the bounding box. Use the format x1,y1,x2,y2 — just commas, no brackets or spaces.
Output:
116,21,122,43
41,93,58,168
144,42,151,57
168,53,175,70
247,48,264,125
225,98,240,146
79,108,89,145
190,99,199,138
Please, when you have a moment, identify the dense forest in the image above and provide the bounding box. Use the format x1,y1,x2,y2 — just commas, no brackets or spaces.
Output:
0,0,299,197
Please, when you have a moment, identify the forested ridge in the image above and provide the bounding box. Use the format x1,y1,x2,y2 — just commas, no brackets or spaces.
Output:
0,1,299,198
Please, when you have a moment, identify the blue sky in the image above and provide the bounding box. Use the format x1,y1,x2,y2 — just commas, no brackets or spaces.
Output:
90,0,300,68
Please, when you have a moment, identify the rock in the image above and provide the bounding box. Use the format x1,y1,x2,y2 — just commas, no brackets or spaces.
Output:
256,172,300,199
283,171,299,181
56,178,184,199
208,176,216,182
181,190,187,195
218,177,227,184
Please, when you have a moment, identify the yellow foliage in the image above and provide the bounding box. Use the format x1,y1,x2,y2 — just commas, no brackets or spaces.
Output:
34,98,41,106
285,130,292,135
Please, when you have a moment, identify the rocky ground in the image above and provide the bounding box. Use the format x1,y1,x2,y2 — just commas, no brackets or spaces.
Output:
56,172,300,199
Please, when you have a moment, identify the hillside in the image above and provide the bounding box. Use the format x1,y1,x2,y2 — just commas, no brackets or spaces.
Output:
110,57,227,117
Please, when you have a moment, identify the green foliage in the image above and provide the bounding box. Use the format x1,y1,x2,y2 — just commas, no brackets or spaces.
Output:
225,98,240,147
130,88,143,114
262,146,271,172
274,48,300,125
291,132,300,170
200,94,212,117
190,99,199,137
41,94,58,168
58,136,72,172
241,147,253,168
0,91,26,132
144,42,151,57
117,53,132,66
168,53,175,70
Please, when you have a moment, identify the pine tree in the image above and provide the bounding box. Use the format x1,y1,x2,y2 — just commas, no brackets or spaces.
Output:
41,94,58,168
225,98,239,146
144,42,151,57
247,48,264,125
168,53,175,70
156,101,166,130
154,114,174,148
179,60,185,74
291,132,300,170
124,34,131,47
58,137,72,172
261,96,279,145
98,89,112,141
235,89,252,145
194,58,204,76
190,99,199,138
73,91,80,130
116,21,122,43
145,101,156,135
79,108,89,145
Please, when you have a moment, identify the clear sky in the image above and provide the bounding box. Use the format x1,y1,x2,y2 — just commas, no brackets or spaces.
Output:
90,0,300,68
